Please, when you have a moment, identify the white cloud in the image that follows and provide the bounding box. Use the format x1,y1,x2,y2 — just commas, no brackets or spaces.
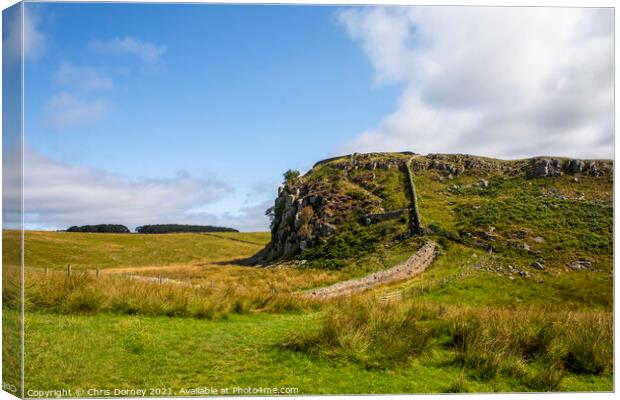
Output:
2,143,23,229
3,6,47,63
184,201,273,232
90,36,166,63
24,8,46,61
338,7,613,159
46,92,107,128
3,7,22,63
21,148,248,231
53,63,114,91
2,5,47,63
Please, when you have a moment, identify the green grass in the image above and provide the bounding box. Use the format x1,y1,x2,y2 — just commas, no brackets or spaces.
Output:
17,309,611,394
4,230,266,270
282,297,612,392
451,176,612,270
2,305,22,397
7,227,613,394
201,231,270,246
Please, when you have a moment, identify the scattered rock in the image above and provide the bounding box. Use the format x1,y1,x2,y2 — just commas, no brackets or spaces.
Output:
567,259,593,270
481,230,497,241
532,236,545,244
478,179,489,188
531,261,545,270
511,230,528,239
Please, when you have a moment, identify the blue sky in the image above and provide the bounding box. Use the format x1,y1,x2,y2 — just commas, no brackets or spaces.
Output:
21,3,401,230
8,4,614,231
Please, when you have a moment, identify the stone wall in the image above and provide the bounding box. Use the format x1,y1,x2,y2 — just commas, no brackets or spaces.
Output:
305,240,438,299
363,209,408,225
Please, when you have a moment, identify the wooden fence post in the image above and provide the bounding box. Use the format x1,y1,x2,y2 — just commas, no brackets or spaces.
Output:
158,275,162,284
45,266,49,278
67,264,72,277
95,269,100,279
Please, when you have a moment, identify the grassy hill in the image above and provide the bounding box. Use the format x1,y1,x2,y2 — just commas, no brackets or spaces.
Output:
3,230,270,269
261,152,612,271
3,152,613,394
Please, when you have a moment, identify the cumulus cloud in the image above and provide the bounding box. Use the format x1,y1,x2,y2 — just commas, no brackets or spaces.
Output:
46,92,107,128
21,148,244,231
338,7,613,159
3,143,23,229
184,201,273,232
53,63,114,91
90,36,166,63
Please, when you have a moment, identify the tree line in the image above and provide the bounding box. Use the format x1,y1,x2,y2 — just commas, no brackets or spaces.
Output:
135,224,238,234
66,224,131,233
65,224,238,234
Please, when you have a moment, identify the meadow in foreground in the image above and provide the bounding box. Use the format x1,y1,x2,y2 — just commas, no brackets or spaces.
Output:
3,227,613,394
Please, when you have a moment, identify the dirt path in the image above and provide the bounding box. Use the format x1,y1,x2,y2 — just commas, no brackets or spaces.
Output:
304,240,439,299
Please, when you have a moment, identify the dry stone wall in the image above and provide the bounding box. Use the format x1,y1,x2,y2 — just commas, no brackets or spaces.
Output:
305,240,438,299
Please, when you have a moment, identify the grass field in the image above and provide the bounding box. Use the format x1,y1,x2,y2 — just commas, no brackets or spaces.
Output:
3,226,612,394
3,230,270,270
16,309,611,394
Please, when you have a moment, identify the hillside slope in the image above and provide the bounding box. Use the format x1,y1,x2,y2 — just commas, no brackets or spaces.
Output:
254,152,612,276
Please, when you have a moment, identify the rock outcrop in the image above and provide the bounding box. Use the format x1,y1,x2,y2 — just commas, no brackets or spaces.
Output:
527,157,611,178
252,182,339,262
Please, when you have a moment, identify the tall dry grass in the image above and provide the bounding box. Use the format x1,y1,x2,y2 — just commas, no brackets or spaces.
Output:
450,308,612,383
282,297,612,389
282,296,439,369
14,269,321,319
103,262,347,293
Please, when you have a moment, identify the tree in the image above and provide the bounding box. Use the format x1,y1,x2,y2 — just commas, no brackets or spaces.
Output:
283,169,300,184
265,206,275,222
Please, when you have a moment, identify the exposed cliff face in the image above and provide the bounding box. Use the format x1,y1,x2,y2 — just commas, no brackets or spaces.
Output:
527,157,611,178
252,152,612,264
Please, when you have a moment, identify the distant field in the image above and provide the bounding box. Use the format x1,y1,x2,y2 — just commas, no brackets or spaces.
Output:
3,230,270,270
202,231,271,246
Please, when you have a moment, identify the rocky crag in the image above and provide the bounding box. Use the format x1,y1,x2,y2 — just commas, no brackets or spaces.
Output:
251,152,612,264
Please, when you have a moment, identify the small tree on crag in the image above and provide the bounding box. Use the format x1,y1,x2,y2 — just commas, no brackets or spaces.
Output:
283,169,300,185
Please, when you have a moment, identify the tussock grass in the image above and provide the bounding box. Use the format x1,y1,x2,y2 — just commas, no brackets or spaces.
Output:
282,298,612,389
17,270,320,319
449,308,612,383
282,296,439,369
108,262,346,292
